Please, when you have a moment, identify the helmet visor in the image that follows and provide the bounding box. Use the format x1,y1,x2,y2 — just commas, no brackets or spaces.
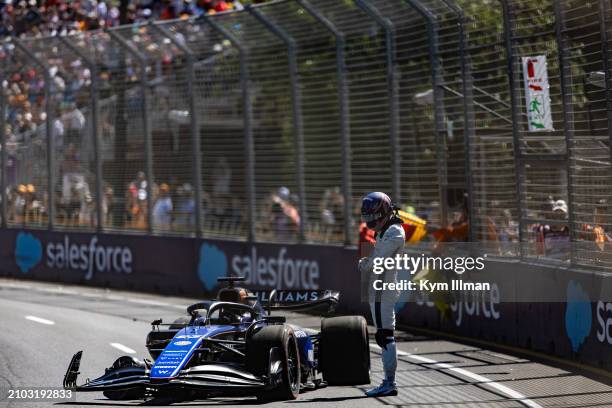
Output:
361,212,383,223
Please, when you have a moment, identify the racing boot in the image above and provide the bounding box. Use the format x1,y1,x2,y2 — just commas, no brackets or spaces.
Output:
365,380,398,397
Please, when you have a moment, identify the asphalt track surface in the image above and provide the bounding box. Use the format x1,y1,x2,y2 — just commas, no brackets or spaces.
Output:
0,279,610,408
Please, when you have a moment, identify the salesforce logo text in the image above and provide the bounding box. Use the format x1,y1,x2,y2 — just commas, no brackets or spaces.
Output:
596,301,612,345
231,247,319,290
46,236,133,280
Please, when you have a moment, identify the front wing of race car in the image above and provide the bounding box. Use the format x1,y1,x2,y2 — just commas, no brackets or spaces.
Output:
64,347,284,395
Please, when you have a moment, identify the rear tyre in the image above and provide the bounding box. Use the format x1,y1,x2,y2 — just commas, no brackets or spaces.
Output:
247,325,300,401
320,316,370,385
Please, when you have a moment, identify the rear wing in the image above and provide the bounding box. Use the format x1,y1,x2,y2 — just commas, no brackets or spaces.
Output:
251,289,339,314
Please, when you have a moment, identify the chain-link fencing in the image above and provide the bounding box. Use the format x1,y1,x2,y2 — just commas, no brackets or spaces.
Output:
2,0,612,272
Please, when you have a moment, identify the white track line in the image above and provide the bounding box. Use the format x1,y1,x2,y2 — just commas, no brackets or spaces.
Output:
370,343,543,408
110,343,136,354
24,315,55,325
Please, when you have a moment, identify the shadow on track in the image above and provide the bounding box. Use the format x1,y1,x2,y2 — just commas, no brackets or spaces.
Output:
285,395,369,403
56,397,267,406
55,393,370,406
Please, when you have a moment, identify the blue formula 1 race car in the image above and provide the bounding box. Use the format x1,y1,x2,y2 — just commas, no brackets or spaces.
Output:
63,277,370,401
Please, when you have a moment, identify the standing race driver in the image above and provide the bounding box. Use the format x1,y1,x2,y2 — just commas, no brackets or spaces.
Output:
358,192,405,397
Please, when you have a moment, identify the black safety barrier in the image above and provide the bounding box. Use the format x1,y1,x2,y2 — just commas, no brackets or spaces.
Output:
2,228,611,371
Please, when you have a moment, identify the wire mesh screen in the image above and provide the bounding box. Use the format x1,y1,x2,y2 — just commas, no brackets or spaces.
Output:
421,0,469,224
215,10,298,243
305,0,393,244
506,0,572,261
455,0,518,251
112,23,197,235
20,36,99,230
68,30,149,232
257,1,344,244
165,18,247,240
3,0,612,274
370,0,442,226
563,0,612,268
2,40,51,229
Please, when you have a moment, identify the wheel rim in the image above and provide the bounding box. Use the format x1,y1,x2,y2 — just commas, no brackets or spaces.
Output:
287,337,299,393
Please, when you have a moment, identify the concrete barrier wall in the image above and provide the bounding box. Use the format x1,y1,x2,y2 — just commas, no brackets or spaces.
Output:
2,228,610,370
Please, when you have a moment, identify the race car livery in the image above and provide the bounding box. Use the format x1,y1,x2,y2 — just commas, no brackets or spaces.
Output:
63,277,370,401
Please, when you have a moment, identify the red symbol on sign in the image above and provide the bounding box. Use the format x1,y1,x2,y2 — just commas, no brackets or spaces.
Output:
527,59,543,91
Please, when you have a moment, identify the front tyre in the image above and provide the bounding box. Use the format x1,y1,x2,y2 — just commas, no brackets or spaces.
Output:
320,316,370,385
247,325,300,401
102,357,145,400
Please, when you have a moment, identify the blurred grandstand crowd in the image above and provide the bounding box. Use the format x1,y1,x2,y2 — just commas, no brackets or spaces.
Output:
1,0,609,266
1,44,607,256
1,0,247,38
1,0,264,235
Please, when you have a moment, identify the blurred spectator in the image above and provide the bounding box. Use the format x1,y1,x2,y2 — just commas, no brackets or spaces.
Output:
212,157,231,196
485,203,519,254
61,101,85,147
80,190,94,226
101,184,114,226
126,171,148,229
431,204,469,244
65,184,81,224
320,186,344,240
24,183,41,224
534,199,570,260
153,182,172,230
174,183,195,229
0,0,244,39
60,143,84,202
582,200,612,251
12,184,27,223
265,186,300,241
497,209,519,243
51,108,65,147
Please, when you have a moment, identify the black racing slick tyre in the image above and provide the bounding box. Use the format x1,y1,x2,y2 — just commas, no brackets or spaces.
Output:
320,316,370,385
102,357,145,400
246,325,300,401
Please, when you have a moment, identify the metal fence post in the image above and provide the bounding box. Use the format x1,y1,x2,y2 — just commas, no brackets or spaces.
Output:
0,76,6,228
13,38,54,230
404,0,448,227
107,30,154,235
151,23,203,238
199,15,256,243
599,0,612,165
501,0,524,257
58,35,104,233
442,0,476,242
554,0,577,265
354,0,401,203
297,0,352,246
247,6,307,243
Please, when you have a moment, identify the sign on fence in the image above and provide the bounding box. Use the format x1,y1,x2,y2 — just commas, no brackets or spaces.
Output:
522,55,553,131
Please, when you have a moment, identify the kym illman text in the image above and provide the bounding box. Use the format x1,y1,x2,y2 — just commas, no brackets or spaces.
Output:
373,279,491,293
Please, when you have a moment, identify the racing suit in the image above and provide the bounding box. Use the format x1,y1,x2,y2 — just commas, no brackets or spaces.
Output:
358,217,405,385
